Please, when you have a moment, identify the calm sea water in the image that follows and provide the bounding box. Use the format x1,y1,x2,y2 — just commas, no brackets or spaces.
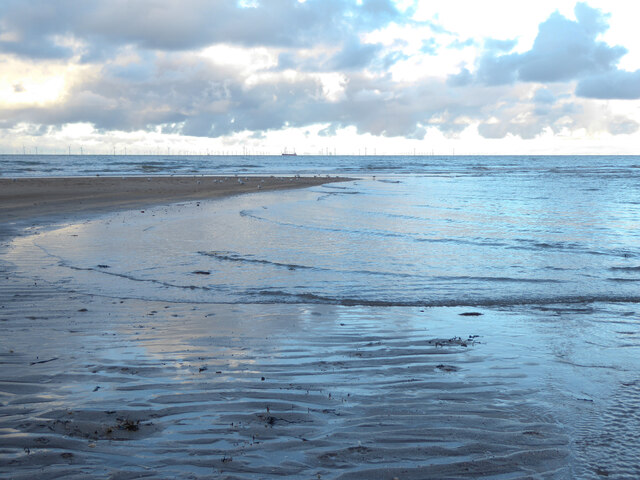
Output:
7,154,640,308
3,152,640,178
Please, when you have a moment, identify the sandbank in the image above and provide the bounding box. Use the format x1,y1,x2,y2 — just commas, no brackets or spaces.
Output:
0,175,351,223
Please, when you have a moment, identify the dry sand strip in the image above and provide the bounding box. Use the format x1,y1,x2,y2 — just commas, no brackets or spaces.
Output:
0,175,352,222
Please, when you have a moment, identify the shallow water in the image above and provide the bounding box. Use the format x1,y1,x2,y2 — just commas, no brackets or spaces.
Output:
10,170,640,307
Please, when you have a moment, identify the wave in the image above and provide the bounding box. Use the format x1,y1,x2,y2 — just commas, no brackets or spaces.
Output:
431,275,563,284
139,164,167,172
511,239,637,258
320,184,351,190
238,211,637,260
199,251,318,271
66,264,214,291
316,191,360,201
215,164,262,169
238,209,408,239
198,251,423,279
200,252,568,285
34,244,213,292
416,237,508,248
243,289,640,307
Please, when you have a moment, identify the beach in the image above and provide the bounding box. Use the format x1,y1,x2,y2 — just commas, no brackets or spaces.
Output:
4,0,640,475
0,175,348,223
2,167,640,478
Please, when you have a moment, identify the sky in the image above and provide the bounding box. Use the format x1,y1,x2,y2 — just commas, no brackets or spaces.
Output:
1,0,639,155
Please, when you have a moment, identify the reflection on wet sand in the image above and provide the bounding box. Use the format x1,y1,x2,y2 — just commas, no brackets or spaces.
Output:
1,272,577,478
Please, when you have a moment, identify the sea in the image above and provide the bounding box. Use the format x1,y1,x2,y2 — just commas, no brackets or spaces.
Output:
3,153,640,308
3,153,640,477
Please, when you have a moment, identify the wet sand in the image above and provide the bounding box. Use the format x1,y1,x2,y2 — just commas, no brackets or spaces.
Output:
0,296,570,479
0,176,619,478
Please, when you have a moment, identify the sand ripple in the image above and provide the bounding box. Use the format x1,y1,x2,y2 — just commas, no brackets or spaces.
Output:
0,268,573,479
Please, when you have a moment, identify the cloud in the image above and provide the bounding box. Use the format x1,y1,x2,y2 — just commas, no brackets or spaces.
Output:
474,3,626,85
0,0,400,58
448,38,475,50
421,38,438,55
2,47,636,145
475,54,519,86
608,117,639,135
576,70,640,99
0,50,468,140
533,88,556,105
475,90,639,140
448,2,639,105
483,38,517,52
1,0,638,148
446,67,473,87
276,39,386,73
329,39,383,70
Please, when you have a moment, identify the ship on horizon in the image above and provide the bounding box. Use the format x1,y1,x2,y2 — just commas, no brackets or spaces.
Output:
281,148,297,156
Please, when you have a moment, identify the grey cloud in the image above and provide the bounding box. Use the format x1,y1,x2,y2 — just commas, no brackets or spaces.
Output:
2,0,638,144
105,55,157,81
0,0,407,79
358,0,398,20
0,0,400,59
531,88,557,116
475,91,640,140
448,38,475,50
318,124,339,137
446,68,473,87
477,122,512,139
276,52,297,70
3,55,635,143
273,32,411,74
573,1,609,36
533,88,555,104
608,117,639,135
576,70,640,99
483,38,517,52
329,39,383,70
0,39,73,60
477,98,554,139
475,3,626,85
474,90,547,140
0,0,77,58
274,38,386,73
478,117,546,140
0,52,473,140
380,51,408,70
476,54,519,85
517,4,624,82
